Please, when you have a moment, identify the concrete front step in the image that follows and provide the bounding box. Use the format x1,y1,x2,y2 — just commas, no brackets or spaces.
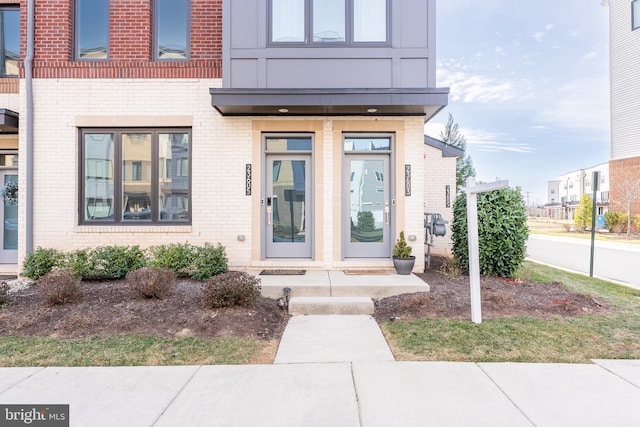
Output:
255,270,429,299
288,297,374,315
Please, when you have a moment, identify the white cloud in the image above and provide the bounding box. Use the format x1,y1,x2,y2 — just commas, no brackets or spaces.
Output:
463,128,534,153
535,78,610,132
437,62,531,104
533,32,545,42
582,51,597,61
423,123,534,154
545,24,555,31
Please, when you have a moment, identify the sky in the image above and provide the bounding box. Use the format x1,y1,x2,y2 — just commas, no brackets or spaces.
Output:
424,0,611,206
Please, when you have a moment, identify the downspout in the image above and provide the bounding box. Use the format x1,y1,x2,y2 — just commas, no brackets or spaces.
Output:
25,0,35,255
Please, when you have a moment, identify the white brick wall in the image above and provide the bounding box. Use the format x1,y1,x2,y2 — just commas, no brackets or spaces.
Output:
17,78,455,273
423,145,457,256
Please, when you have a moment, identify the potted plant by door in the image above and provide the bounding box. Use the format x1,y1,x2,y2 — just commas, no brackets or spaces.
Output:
392,231,415,275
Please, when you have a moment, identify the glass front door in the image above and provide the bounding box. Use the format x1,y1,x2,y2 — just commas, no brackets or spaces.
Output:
265,154,312,258
0,172,18,263
343,154,391,258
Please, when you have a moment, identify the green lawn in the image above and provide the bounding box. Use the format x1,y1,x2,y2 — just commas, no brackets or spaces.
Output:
382,262,640,363
0,335,267,367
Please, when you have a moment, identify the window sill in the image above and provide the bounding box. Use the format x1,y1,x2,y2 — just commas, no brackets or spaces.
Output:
74,225,192,234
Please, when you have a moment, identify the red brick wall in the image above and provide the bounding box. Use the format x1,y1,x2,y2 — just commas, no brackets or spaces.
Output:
609,157,640,216
20,0,222,79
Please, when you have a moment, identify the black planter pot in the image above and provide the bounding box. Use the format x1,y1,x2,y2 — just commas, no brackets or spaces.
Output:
393,256,415,275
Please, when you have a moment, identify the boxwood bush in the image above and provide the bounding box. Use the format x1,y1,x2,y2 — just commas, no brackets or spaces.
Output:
451,187,529,278
22,243,228,282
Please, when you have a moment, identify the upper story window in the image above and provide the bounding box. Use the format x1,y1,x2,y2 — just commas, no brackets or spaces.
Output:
634,0,640,30
75,0,109,60
270,0,389,45
0,7,20,77
0,7,19,76
154,0,189,60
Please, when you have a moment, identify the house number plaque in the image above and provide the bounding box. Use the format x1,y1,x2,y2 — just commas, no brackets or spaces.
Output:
245,164,252,195
405,164,411,196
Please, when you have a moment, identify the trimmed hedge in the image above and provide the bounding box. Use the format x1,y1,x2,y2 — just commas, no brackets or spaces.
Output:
22,243,228,281
451,187,529,278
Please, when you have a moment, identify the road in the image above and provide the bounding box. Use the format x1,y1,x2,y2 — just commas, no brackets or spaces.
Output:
526,234,640,288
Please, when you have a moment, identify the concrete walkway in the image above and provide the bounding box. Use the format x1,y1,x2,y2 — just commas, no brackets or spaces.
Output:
2,359,640,426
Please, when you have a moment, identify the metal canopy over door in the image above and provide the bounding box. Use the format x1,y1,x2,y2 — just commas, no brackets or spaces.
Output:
264,136,313,258
343,136,392,258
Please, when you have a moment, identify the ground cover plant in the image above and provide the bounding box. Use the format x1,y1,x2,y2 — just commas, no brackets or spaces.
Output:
375,258,640,363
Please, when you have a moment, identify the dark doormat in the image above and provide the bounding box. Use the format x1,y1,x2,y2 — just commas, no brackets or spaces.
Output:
259,269,306,276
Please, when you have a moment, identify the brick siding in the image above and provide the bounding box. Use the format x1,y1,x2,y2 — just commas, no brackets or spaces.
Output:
609,157,640,216
19,0,222,79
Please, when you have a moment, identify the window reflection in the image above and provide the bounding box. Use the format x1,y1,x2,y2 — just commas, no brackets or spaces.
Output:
354,0,387,42
84,134,114,220
122,133,152,221
0,9,19,76
76,0,109,60
313,0,345,42
156,0,189,59
159,133,190,221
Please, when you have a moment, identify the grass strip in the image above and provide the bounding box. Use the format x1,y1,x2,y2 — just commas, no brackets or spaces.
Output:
0,335,266,367
383,262,640,363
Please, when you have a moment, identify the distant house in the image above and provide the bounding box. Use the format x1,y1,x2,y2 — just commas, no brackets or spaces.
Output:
3,0,456,275
607,0,640,216
546,163,609,220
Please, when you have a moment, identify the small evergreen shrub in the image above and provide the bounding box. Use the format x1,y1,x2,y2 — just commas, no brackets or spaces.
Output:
0,281,10,306
22,248,65,280
63,249,93,279
392,231,413,258
126,267,176,299
191,243,228,281
38,269,82,306
147,242,197,277
87,245,147,279
451,187,529,278
573,194,593,232
201,271,261,309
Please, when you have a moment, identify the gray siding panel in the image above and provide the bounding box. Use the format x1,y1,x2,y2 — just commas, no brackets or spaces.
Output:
610,0,640,160
223,0,438,91
397,0,429,48
266,59,392,88
230,59,260,88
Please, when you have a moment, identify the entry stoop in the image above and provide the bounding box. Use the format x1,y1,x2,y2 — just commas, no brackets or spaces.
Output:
255,270,429,300
288,296,374,315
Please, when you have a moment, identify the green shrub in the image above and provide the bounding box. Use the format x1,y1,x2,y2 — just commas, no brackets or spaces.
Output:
126,267,176,299
451,187,529,278
86,245,147,279
604,211,620,232
38,269,82,306
22,248,65,280
574,194,593,232
392,231,413,258
191,243,228,281
63,249,93,279
201,271,261,309
147,242,197,277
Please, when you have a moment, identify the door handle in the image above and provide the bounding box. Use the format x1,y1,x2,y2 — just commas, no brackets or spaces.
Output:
267,197,272,225
385,205,390,225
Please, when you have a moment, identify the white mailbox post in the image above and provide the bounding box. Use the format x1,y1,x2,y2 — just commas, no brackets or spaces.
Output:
465,177,509,324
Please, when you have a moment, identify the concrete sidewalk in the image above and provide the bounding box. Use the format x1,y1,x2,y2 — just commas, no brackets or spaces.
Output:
2,360,640,426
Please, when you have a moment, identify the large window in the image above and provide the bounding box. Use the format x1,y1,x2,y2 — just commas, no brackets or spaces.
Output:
270,0,389,44
81,129,191,224
634,0,640,30
0,7,19,76
75,0,109,60
154,0,189,60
